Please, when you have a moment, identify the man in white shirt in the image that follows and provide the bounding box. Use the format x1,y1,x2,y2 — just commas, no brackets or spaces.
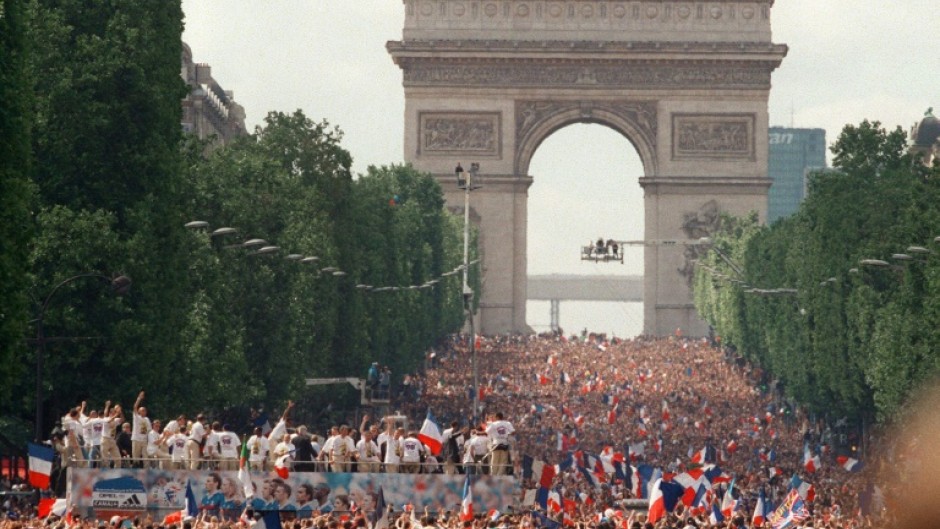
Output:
204,422,222,470
327,426,355,473
246,427,268,471
399,432,425,474
266,401,294,469
83,410,107,468
146,419,164,469
168,425,189,469
61,403,86,467
467,428,489,475
218,424,240,471
163,414,186,436
131,391,151,468
356,430,381,473
99,402,122,468
485,413,515,476
187,414,207,470
383,428,404,473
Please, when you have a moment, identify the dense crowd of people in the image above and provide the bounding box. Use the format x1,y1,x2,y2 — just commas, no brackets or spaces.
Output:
4,332,922,529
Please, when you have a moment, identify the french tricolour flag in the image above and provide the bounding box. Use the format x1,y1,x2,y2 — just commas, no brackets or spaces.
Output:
460,474,474,521
752,490,769,527
418,409,444,455
646,478,684,525
803,445,820,474
28,442,54,490
836,456,863,472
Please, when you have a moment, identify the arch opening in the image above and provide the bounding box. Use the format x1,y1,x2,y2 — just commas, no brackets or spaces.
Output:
526,123,645,338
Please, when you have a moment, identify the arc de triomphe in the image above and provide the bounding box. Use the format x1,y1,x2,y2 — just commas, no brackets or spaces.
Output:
388,0,787,336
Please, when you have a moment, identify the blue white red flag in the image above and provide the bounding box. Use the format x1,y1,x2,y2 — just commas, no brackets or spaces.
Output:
790,475,815,502
418,409,444,455
27,442,54,490
646,478,684,525
836,456,863,472
460,474,474,521
752,490,770,527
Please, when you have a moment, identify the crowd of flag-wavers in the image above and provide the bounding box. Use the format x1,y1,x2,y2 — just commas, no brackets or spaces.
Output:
53,392,514,476
42,332,897,529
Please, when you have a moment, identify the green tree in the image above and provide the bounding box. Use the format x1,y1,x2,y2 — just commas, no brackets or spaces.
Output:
695,120,940,423
0,0,36,436
20,0,192,428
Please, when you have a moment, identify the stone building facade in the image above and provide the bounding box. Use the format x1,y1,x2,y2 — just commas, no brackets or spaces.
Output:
181,42,247,149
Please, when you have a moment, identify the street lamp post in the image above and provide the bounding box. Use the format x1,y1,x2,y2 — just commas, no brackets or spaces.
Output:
459,163,480,423
34,274,131,441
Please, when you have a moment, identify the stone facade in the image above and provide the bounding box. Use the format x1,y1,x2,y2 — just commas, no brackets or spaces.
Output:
181,43,247,149
388,0,787,336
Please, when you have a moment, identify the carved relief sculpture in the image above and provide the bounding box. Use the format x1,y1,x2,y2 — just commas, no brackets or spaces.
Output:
419,112,501,156
672,114,755,160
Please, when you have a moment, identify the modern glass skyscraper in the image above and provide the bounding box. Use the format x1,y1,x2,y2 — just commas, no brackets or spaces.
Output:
767,127,827,223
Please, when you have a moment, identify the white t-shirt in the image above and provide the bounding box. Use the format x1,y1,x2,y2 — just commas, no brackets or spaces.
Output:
486,420,514,447
356,439,380,462
384,437,401,465
219,431,240,458
85,418,106,447
147,430,161,456
205,431,220,457
164,420,181,435
61,415,82,447
132,412,151,443
169,433,188,462
247,435,268,462
401,437,424,463
102,417,120,440
189,421,206,443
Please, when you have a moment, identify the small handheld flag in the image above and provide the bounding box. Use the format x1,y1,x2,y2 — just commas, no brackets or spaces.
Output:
460,474,474,521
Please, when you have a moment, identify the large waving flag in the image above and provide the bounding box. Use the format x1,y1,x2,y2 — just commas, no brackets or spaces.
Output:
768,489,810,529
460,474,474,521
28,442,55,490
647,478,684,524
418,409,444,455
673,469,707,507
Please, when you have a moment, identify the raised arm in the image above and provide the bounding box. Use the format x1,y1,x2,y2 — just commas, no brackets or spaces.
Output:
360,414,370,435
133,390,145,412
280,400,294,422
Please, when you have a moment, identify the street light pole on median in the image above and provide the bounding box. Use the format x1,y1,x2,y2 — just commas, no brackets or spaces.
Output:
34,274,131,441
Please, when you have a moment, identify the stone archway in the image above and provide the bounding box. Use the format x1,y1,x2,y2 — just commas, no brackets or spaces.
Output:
388,0,787,336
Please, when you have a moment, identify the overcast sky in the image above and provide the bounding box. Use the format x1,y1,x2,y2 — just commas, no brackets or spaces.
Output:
181,1,938,334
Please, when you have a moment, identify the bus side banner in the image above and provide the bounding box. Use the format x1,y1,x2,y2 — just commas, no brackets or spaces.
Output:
68,468,517,520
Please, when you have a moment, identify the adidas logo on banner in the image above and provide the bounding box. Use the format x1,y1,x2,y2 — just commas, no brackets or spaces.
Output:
120,495,143,508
